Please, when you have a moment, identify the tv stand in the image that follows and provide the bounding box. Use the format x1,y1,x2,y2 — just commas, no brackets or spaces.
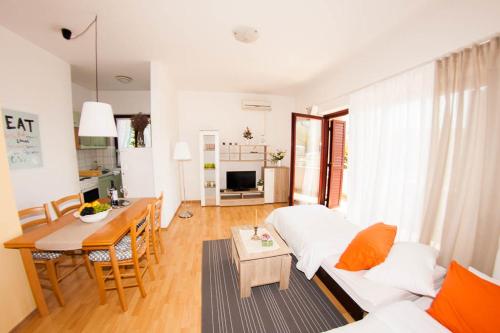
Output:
220,189,264,206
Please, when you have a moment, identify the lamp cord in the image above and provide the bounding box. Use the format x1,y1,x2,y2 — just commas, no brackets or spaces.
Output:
64,15,100,102
95,15,99,102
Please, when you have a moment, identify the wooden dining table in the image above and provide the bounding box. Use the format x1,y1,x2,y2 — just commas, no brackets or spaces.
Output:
4,197,155,316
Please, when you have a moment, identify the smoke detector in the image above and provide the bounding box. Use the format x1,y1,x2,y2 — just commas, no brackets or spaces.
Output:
233,26,259,43
115,75,133,84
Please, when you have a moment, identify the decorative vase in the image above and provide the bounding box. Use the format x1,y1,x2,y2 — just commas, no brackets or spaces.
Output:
276,160,282,167
257,185,264,191
135,130,145,147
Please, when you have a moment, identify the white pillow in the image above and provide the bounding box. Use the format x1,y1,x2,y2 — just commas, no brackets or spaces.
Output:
364,242,438,297
468,266,500,286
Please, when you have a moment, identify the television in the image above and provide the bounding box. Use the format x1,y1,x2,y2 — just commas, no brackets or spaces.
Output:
226,171,256,191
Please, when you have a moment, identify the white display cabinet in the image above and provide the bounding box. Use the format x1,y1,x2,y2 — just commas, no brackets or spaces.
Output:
199,131,220,206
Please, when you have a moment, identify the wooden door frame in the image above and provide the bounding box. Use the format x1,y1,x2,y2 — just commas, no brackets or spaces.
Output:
289,112,326,206
321,109,349,206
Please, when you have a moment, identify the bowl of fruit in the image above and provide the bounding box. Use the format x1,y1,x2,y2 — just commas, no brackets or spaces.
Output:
75,201,112,223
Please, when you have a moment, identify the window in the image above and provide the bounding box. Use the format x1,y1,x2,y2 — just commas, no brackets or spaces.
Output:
116,117,152,149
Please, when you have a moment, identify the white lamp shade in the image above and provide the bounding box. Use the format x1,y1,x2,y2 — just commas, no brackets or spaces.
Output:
173,142,191,160
78,101,117,137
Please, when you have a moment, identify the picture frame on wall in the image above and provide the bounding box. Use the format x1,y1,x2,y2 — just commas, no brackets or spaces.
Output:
1,109,43,169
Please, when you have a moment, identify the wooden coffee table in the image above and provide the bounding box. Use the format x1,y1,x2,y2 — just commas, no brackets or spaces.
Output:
230,224,292,298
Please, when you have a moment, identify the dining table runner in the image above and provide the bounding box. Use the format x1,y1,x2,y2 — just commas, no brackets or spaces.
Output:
35,198,139,251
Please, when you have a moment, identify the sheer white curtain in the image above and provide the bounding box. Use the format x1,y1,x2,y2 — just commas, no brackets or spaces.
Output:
347,63,435,241
420,37,500,274
116,118,152,149
116,118,133,149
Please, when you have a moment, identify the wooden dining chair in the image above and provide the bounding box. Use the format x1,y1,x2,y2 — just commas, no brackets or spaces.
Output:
51,193,84,218
150,193,164,264
89,205,154,311
19,204,66,306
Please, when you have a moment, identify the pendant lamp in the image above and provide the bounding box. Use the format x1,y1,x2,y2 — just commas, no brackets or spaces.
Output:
63,16,117,137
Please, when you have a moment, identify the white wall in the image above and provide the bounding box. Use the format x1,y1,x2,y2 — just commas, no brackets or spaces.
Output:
178,91,295,200
71,82,94,112
99,90,150,115
0,25,79,216
0,100,35,333
296,0,500,112
71,83,150,115
150,62,180,226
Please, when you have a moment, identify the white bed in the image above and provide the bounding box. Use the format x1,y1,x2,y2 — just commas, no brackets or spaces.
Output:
265,204,360,279
265,204,446,316
323,300,450,333
324,263,500,333
321,254,446,313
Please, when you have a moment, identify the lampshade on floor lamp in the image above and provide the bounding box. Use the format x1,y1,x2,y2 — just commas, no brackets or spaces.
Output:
173,142,193,218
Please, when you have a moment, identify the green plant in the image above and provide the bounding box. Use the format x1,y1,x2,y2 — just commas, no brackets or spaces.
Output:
242,127,253,140
270,149,285,162
257,179,264,186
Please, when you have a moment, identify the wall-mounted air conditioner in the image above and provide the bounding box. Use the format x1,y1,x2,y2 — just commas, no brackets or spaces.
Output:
241,100,272,112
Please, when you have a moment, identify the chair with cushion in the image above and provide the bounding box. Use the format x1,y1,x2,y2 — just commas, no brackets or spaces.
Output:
51,193,84,218
19,204,65,306
89,205,154,311
150,193,164,264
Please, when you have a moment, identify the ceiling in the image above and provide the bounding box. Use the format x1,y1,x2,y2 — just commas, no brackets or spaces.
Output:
0,0,438,93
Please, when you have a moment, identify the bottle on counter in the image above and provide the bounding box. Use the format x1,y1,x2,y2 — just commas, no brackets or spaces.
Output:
109,180,119,206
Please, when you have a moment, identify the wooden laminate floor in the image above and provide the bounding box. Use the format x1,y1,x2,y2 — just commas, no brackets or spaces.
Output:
14,203,352,332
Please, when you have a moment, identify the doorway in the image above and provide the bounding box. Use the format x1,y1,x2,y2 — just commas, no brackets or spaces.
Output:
289,110,348,208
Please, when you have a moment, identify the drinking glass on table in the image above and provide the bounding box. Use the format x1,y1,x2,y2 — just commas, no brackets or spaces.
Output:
120,186,128,198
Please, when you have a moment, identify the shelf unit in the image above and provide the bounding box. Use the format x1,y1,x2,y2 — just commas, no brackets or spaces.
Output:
199,131,220,206
220,189,265,206
220,144,268,166
199,136,289,207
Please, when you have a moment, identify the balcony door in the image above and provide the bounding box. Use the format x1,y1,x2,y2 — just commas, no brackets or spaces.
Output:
289,110,348,207
289,113,327,205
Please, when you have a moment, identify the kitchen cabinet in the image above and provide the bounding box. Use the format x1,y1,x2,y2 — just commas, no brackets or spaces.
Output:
74,128,109,149
73,111,81,127
98,173,123,199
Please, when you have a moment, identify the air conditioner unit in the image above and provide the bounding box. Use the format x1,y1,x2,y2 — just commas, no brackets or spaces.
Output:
241,100,272,112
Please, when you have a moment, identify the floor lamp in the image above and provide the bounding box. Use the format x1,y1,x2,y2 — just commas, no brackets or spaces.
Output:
173,142,193,218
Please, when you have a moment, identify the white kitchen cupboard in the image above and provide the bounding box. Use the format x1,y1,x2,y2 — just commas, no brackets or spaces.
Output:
199,131,220,206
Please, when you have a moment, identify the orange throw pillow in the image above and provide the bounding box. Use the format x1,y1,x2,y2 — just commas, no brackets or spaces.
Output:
335,222,397,271
427,261,500,333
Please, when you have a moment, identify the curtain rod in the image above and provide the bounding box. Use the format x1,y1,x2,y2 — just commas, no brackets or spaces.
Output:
314,33,499,109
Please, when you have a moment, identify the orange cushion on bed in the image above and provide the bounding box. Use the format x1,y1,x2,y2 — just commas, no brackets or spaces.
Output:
427,261,500,333
335,222,397,271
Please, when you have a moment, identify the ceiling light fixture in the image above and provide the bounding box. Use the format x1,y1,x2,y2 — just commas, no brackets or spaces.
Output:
61,16,117,137
115,75,134,84
233,26,259,43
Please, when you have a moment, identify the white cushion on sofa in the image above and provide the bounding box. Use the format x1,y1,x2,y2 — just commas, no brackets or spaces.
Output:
364,242,438,297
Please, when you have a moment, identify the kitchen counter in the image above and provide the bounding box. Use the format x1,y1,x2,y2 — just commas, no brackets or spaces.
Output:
79,169,123,200
97,168,121,178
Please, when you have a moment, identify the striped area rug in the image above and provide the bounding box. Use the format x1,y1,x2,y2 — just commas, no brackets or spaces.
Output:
202,239,347,333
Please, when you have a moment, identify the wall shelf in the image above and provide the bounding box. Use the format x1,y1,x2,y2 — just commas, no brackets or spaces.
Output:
220,144,268,166
199,131,220,207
